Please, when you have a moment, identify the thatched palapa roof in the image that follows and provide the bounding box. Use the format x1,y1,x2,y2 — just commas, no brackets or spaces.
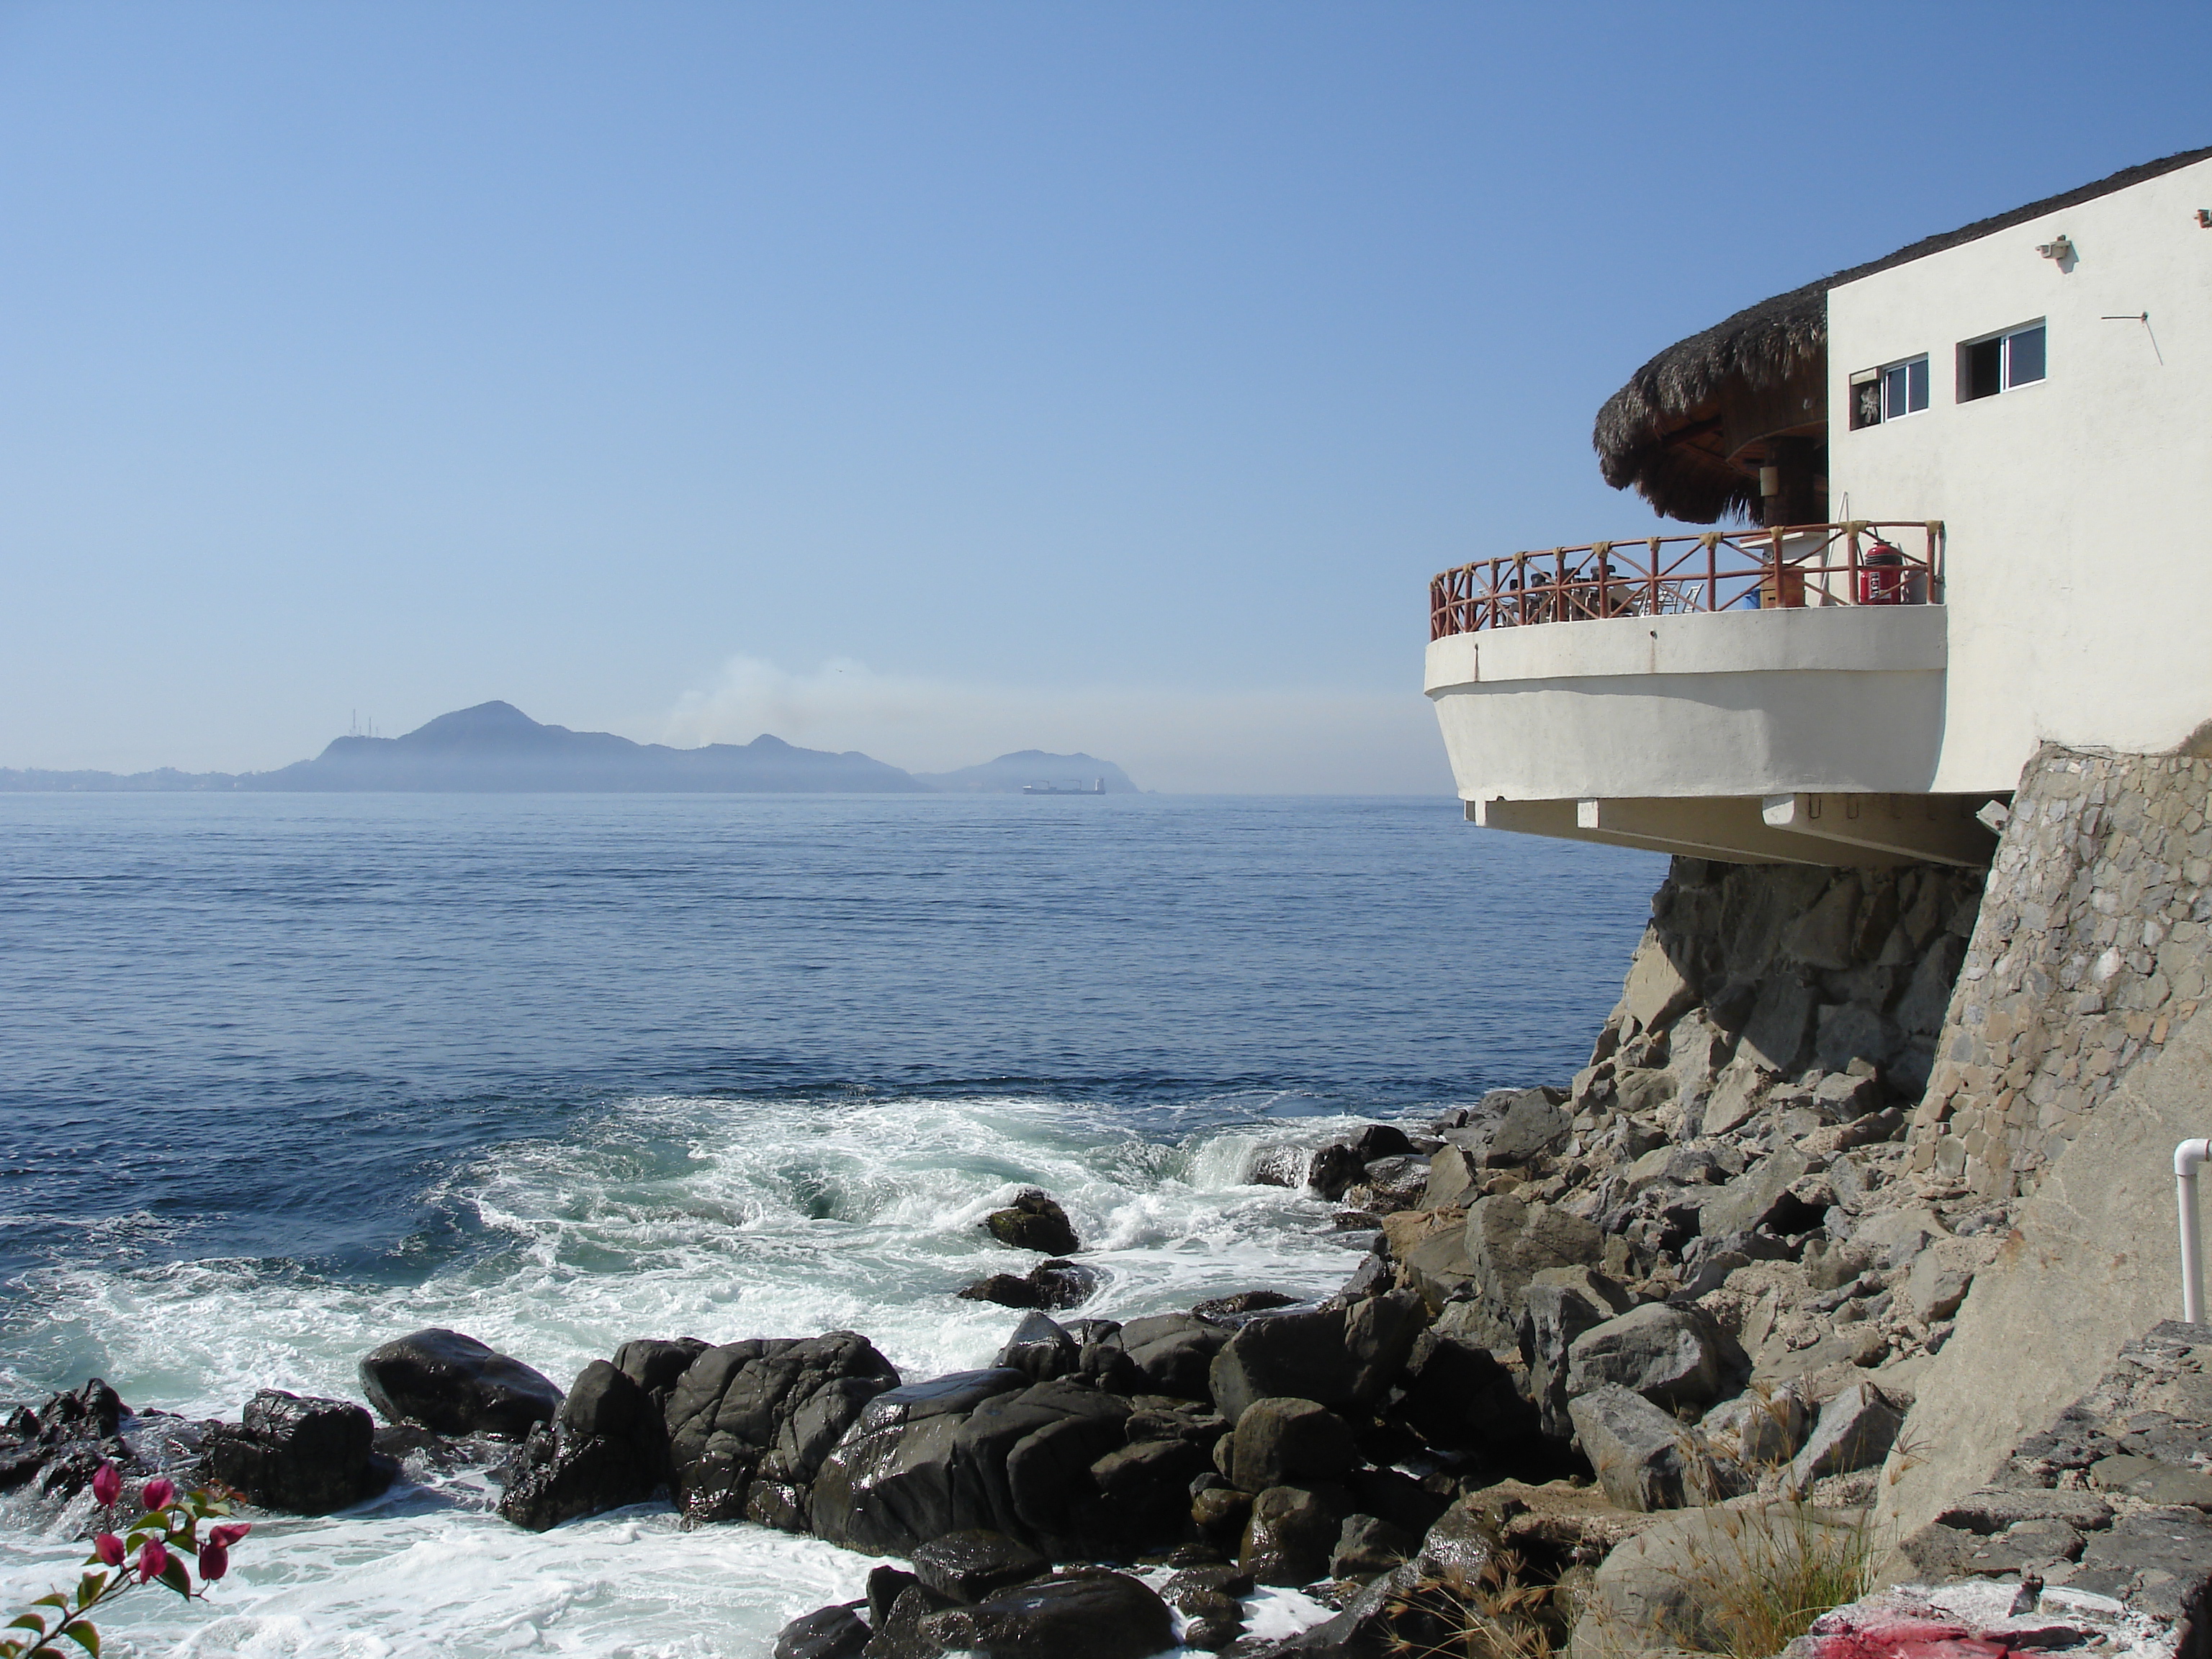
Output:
1594,145,2212,523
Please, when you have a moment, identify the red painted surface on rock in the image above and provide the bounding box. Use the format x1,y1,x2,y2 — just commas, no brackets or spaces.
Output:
1804,1618,2019,1659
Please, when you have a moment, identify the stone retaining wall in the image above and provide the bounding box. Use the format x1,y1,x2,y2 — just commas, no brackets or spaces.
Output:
1907,747,2212,1199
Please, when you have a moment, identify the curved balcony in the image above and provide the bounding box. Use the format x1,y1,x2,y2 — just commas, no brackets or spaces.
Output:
1424,522,1982,865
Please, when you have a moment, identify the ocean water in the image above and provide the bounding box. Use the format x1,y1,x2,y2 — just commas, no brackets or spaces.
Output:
0,792,1663,1656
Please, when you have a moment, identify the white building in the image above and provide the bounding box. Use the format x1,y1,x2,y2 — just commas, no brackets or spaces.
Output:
1426,148,2212,866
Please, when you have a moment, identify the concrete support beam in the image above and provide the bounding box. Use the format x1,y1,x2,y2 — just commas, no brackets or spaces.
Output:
1466,794,1961,867
1760,793,2000,868
1577,797,1906,866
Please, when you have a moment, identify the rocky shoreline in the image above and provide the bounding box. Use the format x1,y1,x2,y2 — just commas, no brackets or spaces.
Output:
15,853,2203,1658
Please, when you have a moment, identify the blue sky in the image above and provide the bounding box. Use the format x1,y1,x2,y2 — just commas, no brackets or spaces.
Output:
3,2,2206,790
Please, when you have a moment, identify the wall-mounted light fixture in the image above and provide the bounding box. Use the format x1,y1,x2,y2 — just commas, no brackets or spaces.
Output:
2036,234,2074,261
2198,210,2211,228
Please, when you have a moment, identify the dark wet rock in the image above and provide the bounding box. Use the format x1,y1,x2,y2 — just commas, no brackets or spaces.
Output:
960,1259,1101,1313
864,1583,959,1659
811,1369,1029,1556
1249,1146,1308,1188
496,1359,665,1532
1192,1483,1254,1550
1164,1564,1256,1599
1334,1249,1393,1303
1117,1314,1229,1401
0,1379,128,1498
359,1328,564,1439
1308,1143,1368,1202
1091,1434,1209,1541
1230,1398,1355,1492
205,1390,398,1515
1193,1290,1303,1326
1567,1384,1732,1512
1331,1513,1418,1581
1241,1484,1343,1586
811,1372,1130,1558
983,1190,1080,1256
1341,1467,1453,1539
958,1380,1130,1553
1347,1125,1416,1162
911,1528,1049,1602
775,1603,871,1659
1565,1303,1730,1411
1345,1156,1429,1214
917,1571,1175,1659
665,1332,901,1529
868,1565,920,1628
1395,1331,1539,1455
1208,1292,1424,1424
614,1337,710,1398
993,1313,1081,1382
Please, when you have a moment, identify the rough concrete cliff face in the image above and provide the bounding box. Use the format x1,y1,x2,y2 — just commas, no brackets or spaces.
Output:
1909,747,2212,1200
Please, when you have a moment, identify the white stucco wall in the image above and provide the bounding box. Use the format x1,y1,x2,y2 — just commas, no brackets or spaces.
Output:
1424,608,1948,800
1828,156,2212,789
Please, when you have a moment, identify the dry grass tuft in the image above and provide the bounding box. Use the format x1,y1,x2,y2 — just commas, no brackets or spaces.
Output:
1382,1550,1578,1659
1673,1503,1876,1659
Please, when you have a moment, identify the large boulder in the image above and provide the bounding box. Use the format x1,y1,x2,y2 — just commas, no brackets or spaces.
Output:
1460,1195,1604,1348
497,1359,665,1532
911,1529,1049,1601
773,1604,870,1659
665,1332,900,1529
954,1379,1131,1555
0,1380,128,1501
1788,1382,1903,1488
204,1390,397,1515
983,1190,1080,1256
1115,1314,1228,1401
1482,1089,1572,1167
1208,1292,1424,1424
1394,1331,1539,1455
918,1571,1174,1659
1229,1398,1356,1491
359,1328,563,1439
992,1313,1080,1382
1565,1303,1731,1411
1567,1385,1734,1513
809,1368,1027,1556
959,1259,1100,1313
1520,1269,1637,1439
1241,1484,1343,1586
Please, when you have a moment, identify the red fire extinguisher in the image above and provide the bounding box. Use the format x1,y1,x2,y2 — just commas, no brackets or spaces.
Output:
1858,539,1906,605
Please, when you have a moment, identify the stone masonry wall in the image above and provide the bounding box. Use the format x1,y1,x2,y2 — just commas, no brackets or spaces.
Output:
1907,747,2212,1200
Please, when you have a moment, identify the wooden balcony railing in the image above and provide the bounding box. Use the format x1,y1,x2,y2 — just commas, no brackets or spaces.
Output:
1429,521,1945,642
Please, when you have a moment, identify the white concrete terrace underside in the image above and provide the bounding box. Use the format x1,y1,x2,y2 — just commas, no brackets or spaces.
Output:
1425,606,2000,866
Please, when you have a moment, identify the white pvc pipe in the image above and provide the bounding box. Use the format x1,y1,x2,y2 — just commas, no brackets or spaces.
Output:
2177,1139,2212,1324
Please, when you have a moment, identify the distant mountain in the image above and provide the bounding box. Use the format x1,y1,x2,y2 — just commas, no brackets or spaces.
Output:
914,750,1140,793
241,701,926,792
1,703,1141,795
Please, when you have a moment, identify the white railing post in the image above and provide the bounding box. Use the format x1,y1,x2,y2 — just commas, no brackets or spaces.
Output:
2179,1139,2212,1323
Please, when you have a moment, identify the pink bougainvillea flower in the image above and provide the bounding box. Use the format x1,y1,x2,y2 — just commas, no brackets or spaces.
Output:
204,1523,251,1550
137,1537,170,1583
90,1461,121,1507
140,1476,176,1511
198,1540,230,1581
93,1533,125,1567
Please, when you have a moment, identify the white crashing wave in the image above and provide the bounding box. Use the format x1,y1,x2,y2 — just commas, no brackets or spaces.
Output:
0,1092,1423,1656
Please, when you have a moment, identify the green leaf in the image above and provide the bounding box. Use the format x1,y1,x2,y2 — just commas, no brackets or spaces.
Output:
6,1616,50,1635
55,1624,97,1658
71,1579,102,1612
156,1559,192,1599
27,1601,64,1614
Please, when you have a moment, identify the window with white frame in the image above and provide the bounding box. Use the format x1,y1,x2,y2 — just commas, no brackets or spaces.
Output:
1959,321,2046,402
1848,354,1930,428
